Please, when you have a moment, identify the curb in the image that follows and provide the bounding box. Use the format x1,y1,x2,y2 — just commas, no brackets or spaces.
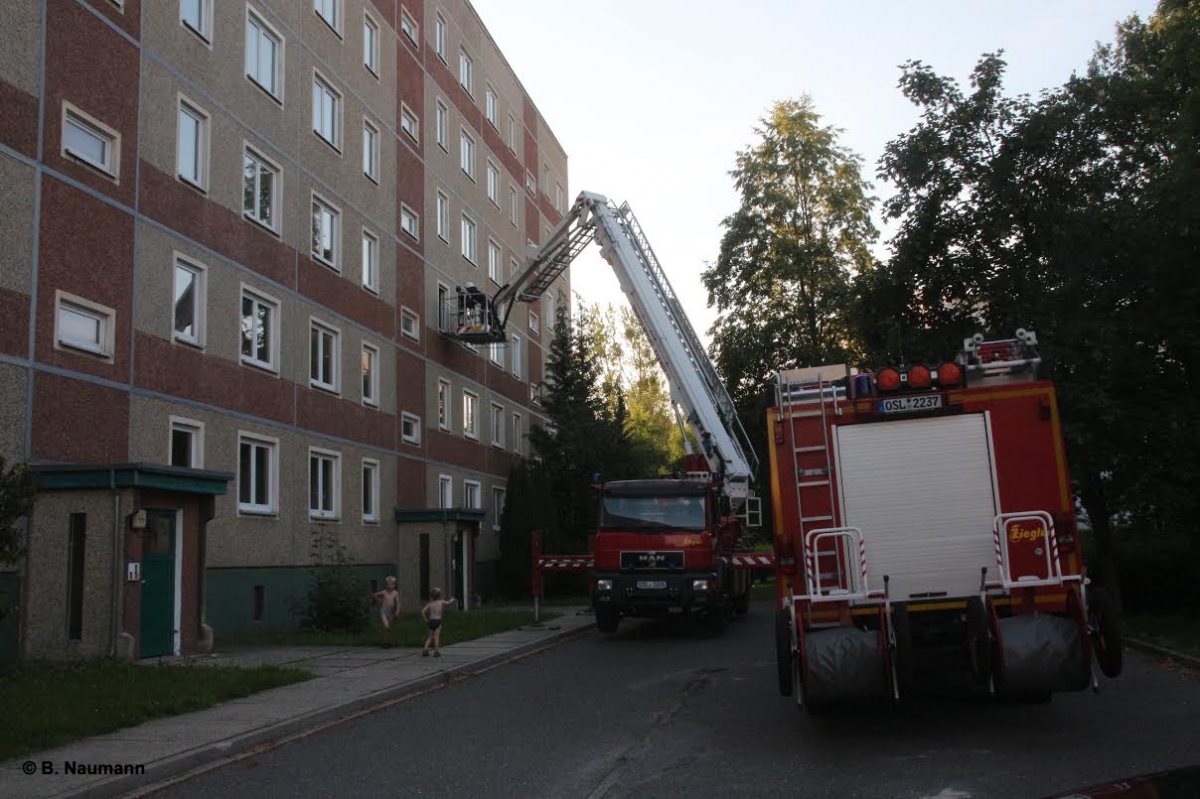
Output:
44,620,592,799
1125,636,1200,671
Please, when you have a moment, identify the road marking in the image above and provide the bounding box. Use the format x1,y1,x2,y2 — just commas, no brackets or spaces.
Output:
921,789,974,799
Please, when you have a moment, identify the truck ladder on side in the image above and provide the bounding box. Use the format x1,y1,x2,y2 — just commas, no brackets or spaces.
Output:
776,369,850,595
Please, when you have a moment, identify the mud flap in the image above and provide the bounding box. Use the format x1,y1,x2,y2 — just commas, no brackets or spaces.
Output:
803,626,887,707
995,614,1090,698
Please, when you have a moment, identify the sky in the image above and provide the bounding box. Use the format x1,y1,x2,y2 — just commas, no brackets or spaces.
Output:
470,0,1159,346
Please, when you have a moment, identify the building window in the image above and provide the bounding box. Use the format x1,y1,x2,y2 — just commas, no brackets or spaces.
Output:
436,190,450,242
361,342,378,405
459,49,473,94
437,284,450,333
309,448,340,520
512,412,523,454
62,105,119,178
400,205,419,240
463,480,481,510
438,474,452,508
311,195,340,268
557,184,565,214
245,9,283,100
238,433,278,514
485,86,497,127
401,412,421,445
170,417,204,468
509,186,518,226
243,146,280,231
435,100,447,150
314,0,339,33
490,403,504,447
181,0,212,41
529,310,539,334
363,12,379,74
485,240,502,286
67,514,86,640
400,105,419,142
508,114,516,150
362,458,379,522
173,255,205,347
55,292,114,359
437,378,450,429
177,98,208,189
490,342,503,367
400,8,417,44
509,257,519,284
361,229,378,293
434,13,446,61
240,287,278,371
312,73,342,150
511,332,522,379
460,214,477,264
362,119,379,182
492,487,506,531
400,307,419,340
462,390,478,439
526,170,536,195
486,161,499,206
460,129,475,179
310,319,340,392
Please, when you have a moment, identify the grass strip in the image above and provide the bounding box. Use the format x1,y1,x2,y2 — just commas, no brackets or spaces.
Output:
229,609,558,648
1124,613,1200,660
0,659,310,761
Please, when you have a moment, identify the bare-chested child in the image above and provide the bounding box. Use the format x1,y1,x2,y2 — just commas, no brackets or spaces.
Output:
421,587,457,657
372,576,401,648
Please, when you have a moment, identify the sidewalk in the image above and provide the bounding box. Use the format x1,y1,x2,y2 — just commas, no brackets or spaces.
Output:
0,610,594,799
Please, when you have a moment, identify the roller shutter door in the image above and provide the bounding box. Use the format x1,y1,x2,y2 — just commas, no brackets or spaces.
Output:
834,413,998,600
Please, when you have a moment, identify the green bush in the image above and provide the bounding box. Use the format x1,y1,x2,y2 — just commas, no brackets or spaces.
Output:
292,526,372,633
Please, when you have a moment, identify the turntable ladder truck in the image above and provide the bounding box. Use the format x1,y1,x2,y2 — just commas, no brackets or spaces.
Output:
444,191,762,634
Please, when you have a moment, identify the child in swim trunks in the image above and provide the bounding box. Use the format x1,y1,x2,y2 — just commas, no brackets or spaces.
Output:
421,587,457,657
372,576,402,648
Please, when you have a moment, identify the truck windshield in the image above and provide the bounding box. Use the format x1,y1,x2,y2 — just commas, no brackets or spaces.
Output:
599,495,706,532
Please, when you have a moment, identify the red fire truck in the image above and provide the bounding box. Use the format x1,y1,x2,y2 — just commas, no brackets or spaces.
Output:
770,331,1123,709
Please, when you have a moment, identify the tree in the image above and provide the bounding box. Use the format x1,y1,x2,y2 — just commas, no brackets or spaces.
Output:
0,457,35,621
495,459,558,599
703,97,878,410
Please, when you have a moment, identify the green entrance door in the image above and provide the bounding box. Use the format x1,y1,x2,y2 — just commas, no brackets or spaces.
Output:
140,510,176,658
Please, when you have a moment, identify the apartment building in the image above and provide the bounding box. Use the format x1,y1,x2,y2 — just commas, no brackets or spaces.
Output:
0,0,569,661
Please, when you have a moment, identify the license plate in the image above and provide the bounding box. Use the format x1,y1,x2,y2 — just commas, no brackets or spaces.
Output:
877,394,943,414
636,580,667,590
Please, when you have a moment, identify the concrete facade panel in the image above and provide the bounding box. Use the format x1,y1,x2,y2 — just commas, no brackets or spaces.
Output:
0,155,38,294
32,373,129,463
0,1,41,98
0,363,28,462
44,1,140,206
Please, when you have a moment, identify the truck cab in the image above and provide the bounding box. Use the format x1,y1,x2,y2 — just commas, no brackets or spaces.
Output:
591,479,748,634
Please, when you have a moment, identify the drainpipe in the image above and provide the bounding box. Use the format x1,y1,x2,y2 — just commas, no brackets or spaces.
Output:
110,471,122,658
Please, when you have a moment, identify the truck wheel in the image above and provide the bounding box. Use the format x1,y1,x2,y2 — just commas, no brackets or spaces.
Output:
775,609,793,697
596,609,619,634
706,603,730,633
965,596,993,684
1088,587,1123,678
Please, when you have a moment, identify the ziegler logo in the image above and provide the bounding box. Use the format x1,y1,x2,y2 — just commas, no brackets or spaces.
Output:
1007,523,1045,544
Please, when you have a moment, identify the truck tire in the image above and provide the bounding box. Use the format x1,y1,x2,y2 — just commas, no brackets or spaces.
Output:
734,589,750,616
775,609,793,697
965,596,993,684
705,602,730,634
596,609,620,634
1088,587,1123,678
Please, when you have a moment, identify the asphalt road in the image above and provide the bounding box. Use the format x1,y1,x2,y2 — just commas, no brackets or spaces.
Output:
156,602,1200,799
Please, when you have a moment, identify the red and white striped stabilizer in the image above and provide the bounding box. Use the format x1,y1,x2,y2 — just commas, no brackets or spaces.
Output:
729,553,775,569
535,556,593,572
859,538,868,588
